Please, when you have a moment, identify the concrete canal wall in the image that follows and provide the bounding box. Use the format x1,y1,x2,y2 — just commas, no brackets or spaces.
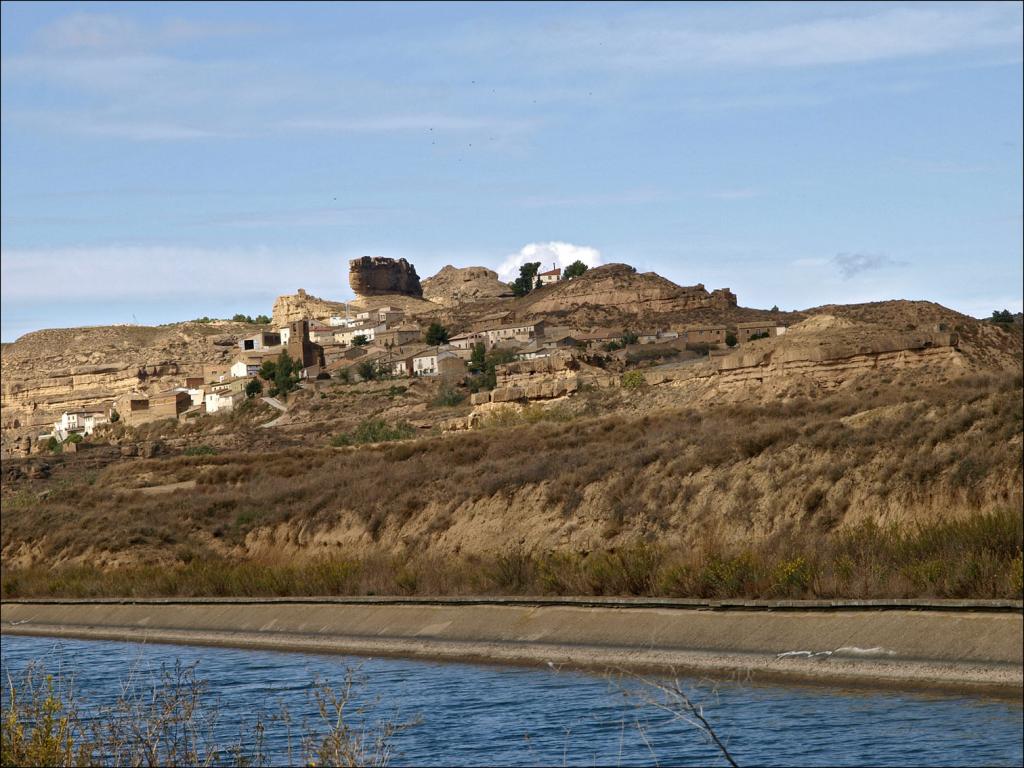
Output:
3,598,1021,696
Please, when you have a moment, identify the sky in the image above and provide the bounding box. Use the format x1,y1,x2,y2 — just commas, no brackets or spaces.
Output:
1,1,1022,341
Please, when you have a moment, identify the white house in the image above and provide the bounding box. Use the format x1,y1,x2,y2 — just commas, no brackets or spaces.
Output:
278,326,291,344
334,322,384,346
412,348,440,376
55,408,108,437
230,360,261,378
482,321,543,347
204,389,244,414
537,267,561,285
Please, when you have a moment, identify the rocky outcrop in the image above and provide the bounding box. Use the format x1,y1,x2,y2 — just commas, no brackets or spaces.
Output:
513,264,737,319
349,257,422,299
271,289,348,326
0,323,250,441
422,265,511,307
634,319,964,400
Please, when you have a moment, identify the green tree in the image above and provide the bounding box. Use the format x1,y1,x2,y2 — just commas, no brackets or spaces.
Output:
563,260,588,279
245,378,263,398
621,330,639,346
770,305,779,312
232,313,250,323
991,309,1015,324
468,342,487,374
425,322,450,345
254,314,271,325
511,262,542,296
725,331,738,347
259,359,277,382
352,334,370,346
109,409,120,423
261,351,301,400
356,360,378,381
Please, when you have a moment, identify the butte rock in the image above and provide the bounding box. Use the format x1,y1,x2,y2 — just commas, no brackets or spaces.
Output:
349,257,423,299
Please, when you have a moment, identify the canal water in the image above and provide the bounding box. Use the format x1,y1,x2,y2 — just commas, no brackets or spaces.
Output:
2,634,1021,766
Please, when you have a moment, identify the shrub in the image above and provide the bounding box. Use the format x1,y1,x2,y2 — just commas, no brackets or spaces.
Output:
621,371,646,390
184,445,217,457
331,419,415,446
725,331,737,347
245,378,263,398
432,388,465,407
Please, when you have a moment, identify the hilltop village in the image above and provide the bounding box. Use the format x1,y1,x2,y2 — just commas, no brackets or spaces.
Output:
0,254,1021,586
1,257,790,453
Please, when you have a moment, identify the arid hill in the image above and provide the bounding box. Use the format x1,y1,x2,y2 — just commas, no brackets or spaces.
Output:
506,263,740,327
421,265,512,307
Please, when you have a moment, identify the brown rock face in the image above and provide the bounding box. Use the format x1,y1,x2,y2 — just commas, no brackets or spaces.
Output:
349,257,422,298
516,263,737,316
271,289,348,326
421,265,511,307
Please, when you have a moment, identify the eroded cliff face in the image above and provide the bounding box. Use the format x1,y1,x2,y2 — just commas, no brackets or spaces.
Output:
421,265,511,307
513,263,737,321
271,289,348,326
349,257,422,298
0,323,248,442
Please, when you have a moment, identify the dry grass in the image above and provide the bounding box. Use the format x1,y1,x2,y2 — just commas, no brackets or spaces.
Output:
2,371,1021,599
3,508,1020,599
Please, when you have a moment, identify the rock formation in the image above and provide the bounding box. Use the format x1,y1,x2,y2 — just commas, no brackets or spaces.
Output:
422,265,511,307
271,289,348,326
513,263,737,322
0,323,250,444
349,257,422,299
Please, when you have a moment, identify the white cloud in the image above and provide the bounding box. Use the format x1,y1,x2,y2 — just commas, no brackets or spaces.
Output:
496,241,603,282
496,4,1023,71
0,245,347,301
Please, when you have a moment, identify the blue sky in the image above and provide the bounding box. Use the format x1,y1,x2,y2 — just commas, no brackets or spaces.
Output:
2,1,1021,341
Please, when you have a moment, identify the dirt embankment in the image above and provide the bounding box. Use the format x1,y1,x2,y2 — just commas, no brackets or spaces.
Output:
3,599,1020,696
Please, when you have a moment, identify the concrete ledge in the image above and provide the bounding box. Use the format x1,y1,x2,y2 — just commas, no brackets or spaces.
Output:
3,601,1021,697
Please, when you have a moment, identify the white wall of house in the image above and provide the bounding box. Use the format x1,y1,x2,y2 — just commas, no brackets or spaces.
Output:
230,361,259,378
413,353,438,376
204,390,243,414
279,327,291,344
57,411,108,436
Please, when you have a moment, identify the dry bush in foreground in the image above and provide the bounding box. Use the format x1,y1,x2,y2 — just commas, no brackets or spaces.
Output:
1,661,409,767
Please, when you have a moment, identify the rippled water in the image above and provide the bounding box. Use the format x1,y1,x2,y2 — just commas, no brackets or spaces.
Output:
2,635,1021,766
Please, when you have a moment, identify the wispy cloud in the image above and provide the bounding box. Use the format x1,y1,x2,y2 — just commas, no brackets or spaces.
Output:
487,4,1023,72
832,252,908,279
33,12,263,53
0,245,344,301
278,114,535,135
518,189,663,208
191,206,390,229
707,188,759,200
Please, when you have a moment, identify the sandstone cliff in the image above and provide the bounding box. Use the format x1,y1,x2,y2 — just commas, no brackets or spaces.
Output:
271,289,349,326
0,322,251,442
421,265,512,307
509,263,737,326
349,256,422,298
